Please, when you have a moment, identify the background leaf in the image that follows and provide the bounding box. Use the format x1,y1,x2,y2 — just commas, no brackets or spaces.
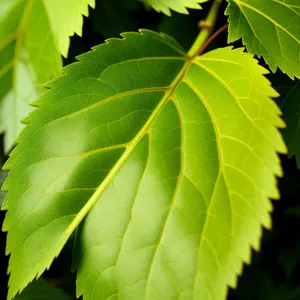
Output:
3,29,285,300
14,278,71,300
157,11,200,50
271,73,300,166
0,0,61,152
142,0,207,16
0,0,95,153
225,0,300,79
42,0,95,57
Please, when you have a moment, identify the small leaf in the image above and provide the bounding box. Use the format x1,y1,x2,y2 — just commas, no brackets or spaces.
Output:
3,30,285,300
14,278,71,300
225,0,300,79
43,0,95,57
142,0,207,16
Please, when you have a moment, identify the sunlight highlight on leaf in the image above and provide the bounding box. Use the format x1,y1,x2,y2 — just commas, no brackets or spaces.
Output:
2,30,286,300
143,0,207,16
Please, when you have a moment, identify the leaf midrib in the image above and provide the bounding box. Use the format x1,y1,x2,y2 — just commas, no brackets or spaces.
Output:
63,55,193,237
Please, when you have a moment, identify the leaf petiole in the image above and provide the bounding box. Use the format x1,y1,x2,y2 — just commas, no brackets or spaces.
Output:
187,0,223,57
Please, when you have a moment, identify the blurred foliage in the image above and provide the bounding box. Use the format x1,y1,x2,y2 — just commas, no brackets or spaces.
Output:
0,0,300,299
14,278,71,300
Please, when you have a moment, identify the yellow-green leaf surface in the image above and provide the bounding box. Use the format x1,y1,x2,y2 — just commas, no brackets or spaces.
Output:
143,0,207,15
225,0,300,79
2,30,286,300
0,0,95,153
42,0,95,57
14,278,71,300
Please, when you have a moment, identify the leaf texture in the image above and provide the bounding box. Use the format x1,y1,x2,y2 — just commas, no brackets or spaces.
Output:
2,30,286,300
273,73,300,166
0,0,95,153
225,0,300,79
143,0,207,16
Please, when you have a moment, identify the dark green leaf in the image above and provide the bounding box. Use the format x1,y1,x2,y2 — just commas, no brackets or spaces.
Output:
226,0,300,79
14,278,71,300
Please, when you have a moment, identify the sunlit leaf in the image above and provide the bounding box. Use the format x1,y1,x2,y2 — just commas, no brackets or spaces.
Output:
3,30,285,300
226,0,300,79
143,0,207,16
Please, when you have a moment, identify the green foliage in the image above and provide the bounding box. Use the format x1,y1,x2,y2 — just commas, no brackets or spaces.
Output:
0,168,7,206
0,0,94,153
273,73,300,166
226,0,300,79
14,278,71,300
42,0,95,57
158,11,201,50
2,28,286,299
1,0,300,299
143,0,207,16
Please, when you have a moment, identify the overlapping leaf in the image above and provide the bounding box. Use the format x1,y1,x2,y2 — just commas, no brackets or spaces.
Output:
0,168,7,207
272,74,300,166
2,30,285,299
143,0,207,15
225,0,300,79
14,278,71,300
0,0,95,152
158,11,200,50
42,0,95,57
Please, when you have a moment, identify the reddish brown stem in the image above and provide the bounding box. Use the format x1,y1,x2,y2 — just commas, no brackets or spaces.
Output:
194,23,229,57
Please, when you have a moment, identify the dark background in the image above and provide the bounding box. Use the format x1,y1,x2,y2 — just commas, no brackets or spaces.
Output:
1,1,300,299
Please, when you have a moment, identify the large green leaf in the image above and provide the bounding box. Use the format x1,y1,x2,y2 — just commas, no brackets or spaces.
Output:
225,0,300,79
272,74,300,166
14,278,71,300
0,0,95,153
2,30,285,300
143,0,207,16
